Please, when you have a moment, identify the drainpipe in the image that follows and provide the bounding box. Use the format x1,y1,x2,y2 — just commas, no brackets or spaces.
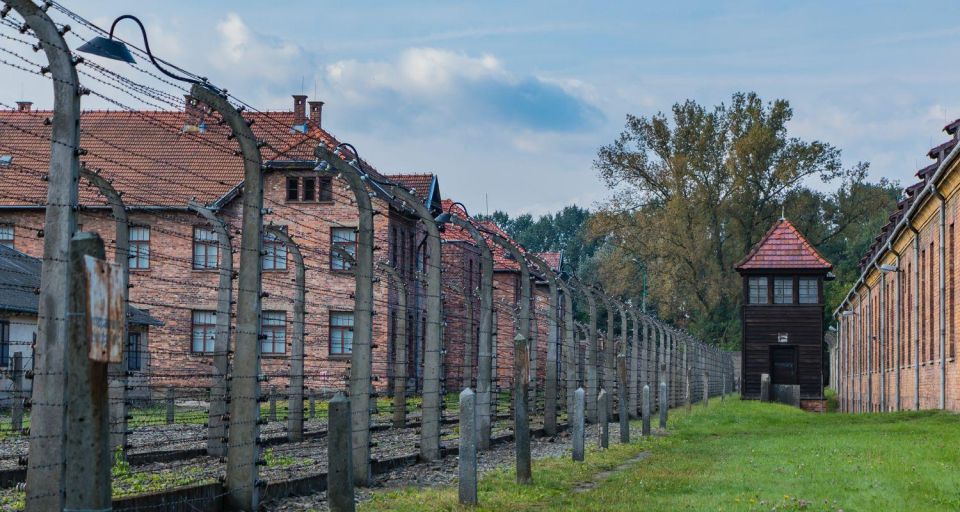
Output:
932,185,947,410
856,294,863,413
908,223,921,410
886,242,903,412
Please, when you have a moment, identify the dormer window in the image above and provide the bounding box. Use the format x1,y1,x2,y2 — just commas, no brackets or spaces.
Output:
286,176,332,202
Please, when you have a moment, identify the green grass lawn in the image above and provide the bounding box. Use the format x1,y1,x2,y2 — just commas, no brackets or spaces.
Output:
363,397,960,511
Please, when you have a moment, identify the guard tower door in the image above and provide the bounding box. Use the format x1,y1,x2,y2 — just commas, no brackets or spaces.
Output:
770,346,798,385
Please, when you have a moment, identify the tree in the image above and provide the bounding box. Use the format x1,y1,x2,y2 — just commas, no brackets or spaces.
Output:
591,92,867,347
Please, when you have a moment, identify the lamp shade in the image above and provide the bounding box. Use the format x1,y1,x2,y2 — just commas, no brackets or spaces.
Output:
76,36,136,64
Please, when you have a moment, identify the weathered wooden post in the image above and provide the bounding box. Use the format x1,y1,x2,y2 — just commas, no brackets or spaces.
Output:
617,353,629,444
459,388,478,506
514,333,532,484
658,381,668,430
11,353,23,434
572,388,585,461
721,372,726,402
598,389,609,449
328,392,354,512
642,384,651,436
166,387,175,425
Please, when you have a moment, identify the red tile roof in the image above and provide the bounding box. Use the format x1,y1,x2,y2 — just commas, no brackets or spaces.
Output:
477,220,522,272
537,252,562,272
387,173,434,203
0,107,342,208
439,199,477,244
735,218,832,271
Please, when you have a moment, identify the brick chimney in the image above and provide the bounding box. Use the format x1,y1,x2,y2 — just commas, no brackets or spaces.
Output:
16,101,31,112
308,101,324,128
293,95,307,125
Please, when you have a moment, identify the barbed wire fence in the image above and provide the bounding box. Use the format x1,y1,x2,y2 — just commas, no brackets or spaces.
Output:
0,1,738,510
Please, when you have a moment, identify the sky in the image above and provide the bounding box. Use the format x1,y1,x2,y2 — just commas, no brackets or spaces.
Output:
8,1,960,216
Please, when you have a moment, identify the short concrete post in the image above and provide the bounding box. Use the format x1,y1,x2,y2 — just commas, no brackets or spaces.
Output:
309,391,316,420
617,354,629,444
684,367,691,412
703,371,709,407
11,353,23,433
513,333,531,484
269,385,277,422
166,387,175,425
328,392,355,512
658,381,667,429
760,373,771,402
572,388,585,461
598,389,608,449
641,385,651,436
458,388,477,506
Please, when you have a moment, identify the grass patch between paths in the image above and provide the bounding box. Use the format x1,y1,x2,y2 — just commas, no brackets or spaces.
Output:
362,397,960,511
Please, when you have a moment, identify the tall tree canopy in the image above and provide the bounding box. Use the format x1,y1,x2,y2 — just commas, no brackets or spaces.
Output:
589,92,894,347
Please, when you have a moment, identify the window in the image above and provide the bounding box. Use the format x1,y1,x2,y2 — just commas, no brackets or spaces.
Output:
0,225,12,249
330,311,354,355
286,177,299,201
774,277,793,304
262,231,287,271
798,278,818,304
0,320,8,367
302,177,316,202
129,226,150,269
191,310,216,353
748,277,768,304
331,227,357,270
261,311,286,354
318,177,332,202
127,332,142,371
193,227,219,270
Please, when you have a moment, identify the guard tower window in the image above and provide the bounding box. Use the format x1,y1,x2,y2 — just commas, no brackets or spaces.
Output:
749,277,768,304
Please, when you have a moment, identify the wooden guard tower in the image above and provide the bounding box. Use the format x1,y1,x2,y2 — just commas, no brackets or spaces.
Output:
735,217,833,410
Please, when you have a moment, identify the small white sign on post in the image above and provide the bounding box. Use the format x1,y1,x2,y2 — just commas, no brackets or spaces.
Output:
84,255,124,363
777,333,789,344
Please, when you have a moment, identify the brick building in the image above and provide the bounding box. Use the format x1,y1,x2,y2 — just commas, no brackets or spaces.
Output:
0,96,442,395
835,117,960,412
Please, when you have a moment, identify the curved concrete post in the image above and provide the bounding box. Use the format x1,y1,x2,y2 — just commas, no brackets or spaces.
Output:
81,167,130,459
378,262,408,429
444,214,494,449
318,147,375,483
486,231,532,399
194,83,265,511
13,1,82,507
266,226,305,441
389,185,443,461
600,292,617,418
558,279,577,422
188,200,233,456
571,277,599,423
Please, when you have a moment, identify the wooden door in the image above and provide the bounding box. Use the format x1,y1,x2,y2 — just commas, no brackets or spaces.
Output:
770,346,797,385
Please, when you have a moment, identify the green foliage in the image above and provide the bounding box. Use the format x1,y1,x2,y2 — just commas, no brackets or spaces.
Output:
363,399,960,511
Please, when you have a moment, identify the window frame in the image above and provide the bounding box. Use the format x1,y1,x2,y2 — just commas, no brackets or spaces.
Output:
261,310,287,355
0,320,8,367
330,227,357,271
798,277,818,304
329,311,354,357
773,277,793,305
128,225,150,270
192,226,219,270
748,276,769,304
302,176,317,202
0,224,13,249
286,176,300,202
262,231,288,271
127,331,142,371
191,310,217,354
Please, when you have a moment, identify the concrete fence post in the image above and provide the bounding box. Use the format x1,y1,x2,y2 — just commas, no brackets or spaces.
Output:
685,367,692,412
458,388,477,506
721,372,726,402
64,233,111,510
629,311,640,418
514,333,532,484
760,373,771,402
598,389,609,449
378,263,408,430
572,387,585,461
269,385,278,422
266,226,305,442
166,387,175,425
309,391,316,420
658,381,668,430
11,353,23,434
328,392,355,512
617,353,629,444
703,371,709,407
642,384,651,436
